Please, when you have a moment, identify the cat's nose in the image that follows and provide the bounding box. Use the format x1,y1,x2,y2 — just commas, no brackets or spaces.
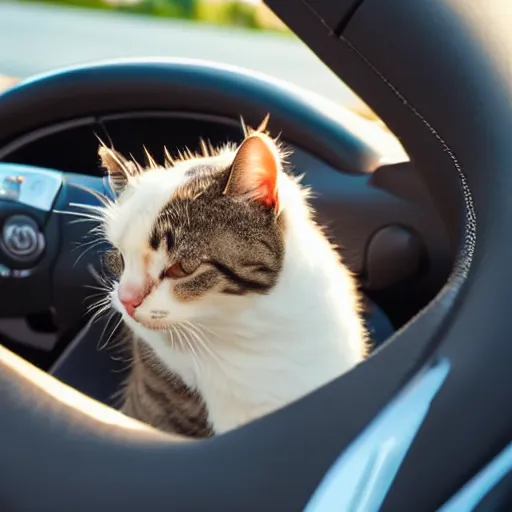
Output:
118,283,147,317
120,297,142,317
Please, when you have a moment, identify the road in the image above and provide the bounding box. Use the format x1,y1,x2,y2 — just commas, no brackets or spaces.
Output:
0,2,369,113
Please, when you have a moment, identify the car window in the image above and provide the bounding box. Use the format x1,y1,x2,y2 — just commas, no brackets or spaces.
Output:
0,0,376,118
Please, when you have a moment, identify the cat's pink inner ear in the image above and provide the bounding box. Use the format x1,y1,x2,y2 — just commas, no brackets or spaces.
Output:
224,134,279,209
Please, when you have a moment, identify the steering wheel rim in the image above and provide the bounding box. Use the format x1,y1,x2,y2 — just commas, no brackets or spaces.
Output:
0,57,402,174
1,0,511,510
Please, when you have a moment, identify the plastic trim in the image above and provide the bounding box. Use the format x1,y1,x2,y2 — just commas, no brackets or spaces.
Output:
304,359,450,512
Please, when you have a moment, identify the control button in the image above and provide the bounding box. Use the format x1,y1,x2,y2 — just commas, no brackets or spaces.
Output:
365,225,423,290
4,222,38,256
0,215,45,262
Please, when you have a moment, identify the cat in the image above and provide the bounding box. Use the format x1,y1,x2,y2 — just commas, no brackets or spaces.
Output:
97,116,368,436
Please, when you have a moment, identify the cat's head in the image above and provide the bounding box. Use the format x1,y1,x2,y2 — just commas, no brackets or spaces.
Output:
100,119,293,332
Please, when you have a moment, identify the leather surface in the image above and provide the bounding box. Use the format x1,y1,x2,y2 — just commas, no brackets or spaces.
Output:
269,4,512,507
341,1,512,508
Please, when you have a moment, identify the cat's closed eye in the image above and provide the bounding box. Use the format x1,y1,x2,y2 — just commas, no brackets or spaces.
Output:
165,262,190,279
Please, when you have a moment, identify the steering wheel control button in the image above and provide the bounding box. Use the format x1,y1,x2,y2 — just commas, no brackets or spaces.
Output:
365,225,423,290
0,163,63,212
1,215,45,262
5,222,38,255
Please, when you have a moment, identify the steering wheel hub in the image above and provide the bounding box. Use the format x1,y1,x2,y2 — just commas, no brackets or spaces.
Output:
1,214,44,260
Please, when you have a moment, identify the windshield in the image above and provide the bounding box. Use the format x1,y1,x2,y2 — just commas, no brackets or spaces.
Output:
0,0,376,119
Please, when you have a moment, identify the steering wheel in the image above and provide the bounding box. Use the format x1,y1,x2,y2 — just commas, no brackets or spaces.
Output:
1,0,510,510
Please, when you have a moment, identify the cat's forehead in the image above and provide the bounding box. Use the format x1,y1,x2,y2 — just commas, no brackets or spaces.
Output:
106,168,183,252
106,155,233,252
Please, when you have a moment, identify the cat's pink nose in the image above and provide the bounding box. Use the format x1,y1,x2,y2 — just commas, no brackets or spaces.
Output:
118,283,148,317
120,297,141,317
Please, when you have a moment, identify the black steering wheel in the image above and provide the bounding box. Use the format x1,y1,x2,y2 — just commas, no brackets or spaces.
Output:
1,0,511,510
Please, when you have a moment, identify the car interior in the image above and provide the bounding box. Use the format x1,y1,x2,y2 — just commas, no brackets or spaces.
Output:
0,0,510,510
0,67,449,396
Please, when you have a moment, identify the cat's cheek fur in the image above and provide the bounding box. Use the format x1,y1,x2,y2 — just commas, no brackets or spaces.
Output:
112,281,215,327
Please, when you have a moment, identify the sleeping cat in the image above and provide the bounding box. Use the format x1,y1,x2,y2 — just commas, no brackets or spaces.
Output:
97,117,368,436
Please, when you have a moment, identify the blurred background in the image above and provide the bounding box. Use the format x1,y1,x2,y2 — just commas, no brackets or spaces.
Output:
0,0,376,117
26,0,290,31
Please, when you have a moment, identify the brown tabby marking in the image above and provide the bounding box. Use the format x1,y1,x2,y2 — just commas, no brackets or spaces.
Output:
152,164,285,300
121,339,212,438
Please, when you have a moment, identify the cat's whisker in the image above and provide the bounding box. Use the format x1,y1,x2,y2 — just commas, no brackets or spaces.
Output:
83,283,112,293
90,223,107,233
69,203,115,223
64,204,113,228
72,235,108,252
86,293,110,307
84,292,109,306
176,326,189,355
167,325,177,350
84,230,109,244
73,239,106,267
105,325,133,354
73,234,106,249
96,308,117,349
69,202,107,213
98,314,123,351
169,325,184,353
86,298,110,315
53,210,104,222
68,219,103,228
76,231,100,243
188,331,211,369
185,322,224,368
68,182,115,208
194,321,221,340
186,321,215,343
89,302,111,324
69,204,112,223
178,324,202,375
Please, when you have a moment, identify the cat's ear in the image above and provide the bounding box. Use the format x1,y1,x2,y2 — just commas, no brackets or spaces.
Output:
224,133,279,210
98,146,137,195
